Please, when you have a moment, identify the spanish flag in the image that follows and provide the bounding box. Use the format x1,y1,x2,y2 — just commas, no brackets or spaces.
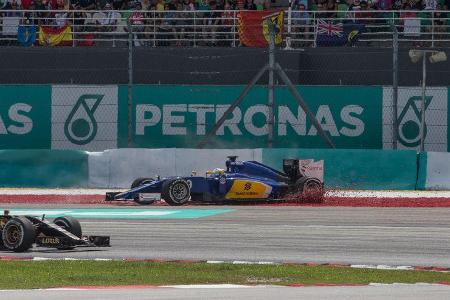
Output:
238,10,284,48
38,25,73,46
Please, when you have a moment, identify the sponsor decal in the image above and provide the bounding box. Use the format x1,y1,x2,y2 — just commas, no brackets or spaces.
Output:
383,87,447,151
225,180,272,199
40,237,60,244
0,85,51,148
64,94,103,145
135,104,366,139
0,103,33,135
128,85,381,148
51,85,118,150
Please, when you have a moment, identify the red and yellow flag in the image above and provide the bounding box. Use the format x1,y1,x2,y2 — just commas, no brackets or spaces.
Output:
238,10,284,48
38,25,73,46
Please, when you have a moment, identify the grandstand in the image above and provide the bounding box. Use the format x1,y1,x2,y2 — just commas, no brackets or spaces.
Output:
0,0,450,47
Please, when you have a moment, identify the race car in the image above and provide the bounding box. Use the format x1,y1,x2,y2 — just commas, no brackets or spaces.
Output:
106,156,324,206
0,210,110,252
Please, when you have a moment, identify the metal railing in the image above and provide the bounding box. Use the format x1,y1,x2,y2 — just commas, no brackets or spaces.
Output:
1,9,450,47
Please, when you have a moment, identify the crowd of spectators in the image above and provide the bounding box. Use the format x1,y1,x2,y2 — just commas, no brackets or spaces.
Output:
0,0,277,46
1,0,450,46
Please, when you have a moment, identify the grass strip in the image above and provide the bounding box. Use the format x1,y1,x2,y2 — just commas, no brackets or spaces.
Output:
1,261,450,289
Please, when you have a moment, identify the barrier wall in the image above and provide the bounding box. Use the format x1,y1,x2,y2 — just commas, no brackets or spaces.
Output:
418,152,450,190
0,148,423,189
262,148,418,190
0,150,88,187
88,149,261,188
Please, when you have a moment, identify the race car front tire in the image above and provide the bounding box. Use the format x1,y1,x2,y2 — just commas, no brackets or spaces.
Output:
131,177,154,189
1,217,36,252
53,216,82,250
54,216,82,238
162,178,191,206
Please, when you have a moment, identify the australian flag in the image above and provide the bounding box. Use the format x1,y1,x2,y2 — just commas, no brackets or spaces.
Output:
315,19,366,47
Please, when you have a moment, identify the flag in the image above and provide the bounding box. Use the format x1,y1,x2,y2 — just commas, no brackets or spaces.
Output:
17,25,37,46
238,10,284,48
315,20,365,47
38,25,73,46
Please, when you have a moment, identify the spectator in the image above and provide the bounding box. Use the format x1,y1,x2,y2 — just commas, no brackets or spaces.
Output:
75,0,96,10
254,0,264,10
54,0,69,28
21,0,32,9
173,2,188,46
183,0,196,10
156,0,165,10
423,0,437,10
197,0,210,10
325,0,337,18
432,4,447,45
292,3,311,47
168,0,178,10
244,0,256,9
202,0,220,45
227,0,238,9
98,3,121,31
128,1,146,46
112,0,124,9
220,1,234,46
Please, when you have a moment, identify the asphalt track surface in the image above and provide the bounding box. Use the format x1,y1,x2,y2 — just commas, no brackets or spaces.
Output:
3,285,450,300
1,204,450,268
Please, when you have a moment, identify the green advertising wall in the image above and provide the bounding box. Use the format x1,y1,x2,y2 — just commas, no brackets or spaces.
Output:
262,148,418,190
0,150,88,187
118,85,382,149
0,84,448,151
0,85,51,149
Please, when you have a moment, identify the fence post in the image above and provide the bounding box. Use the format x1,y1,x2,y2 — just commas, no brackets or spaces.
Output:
431,11,435,48
232,10,236,47
392,24,399,149
194,11,197,47
153,10,156,47
285,1,292,50
127,20,133,147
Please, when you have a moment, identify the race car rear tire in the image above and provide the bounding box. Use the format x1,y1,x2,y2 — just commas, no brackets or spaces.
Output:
54,216,82,238
1,217,36,252
162,178,191,206
131,177,154,189
295,177,324,202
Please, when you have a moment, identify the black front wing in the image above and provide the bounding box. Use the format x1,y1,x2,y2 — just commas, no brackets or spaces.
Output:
36,235,110,249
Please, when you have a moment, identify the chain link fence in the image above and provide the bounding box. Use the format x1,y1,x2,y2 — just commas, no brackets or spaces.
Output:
1,10,450,151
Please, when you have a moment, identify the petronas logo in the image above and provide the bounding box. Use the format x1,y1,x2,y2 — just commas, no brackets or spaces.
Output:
64,94,104,145
397,95,432,147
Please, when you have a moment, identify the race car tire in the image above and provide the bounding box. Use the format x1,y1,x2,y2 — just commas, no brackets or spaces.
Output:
131,177,154,189
162,178,191,206
131,178,156,205
2,217,36,252
295,177,324,202
133,197,155,206
54,216,82,238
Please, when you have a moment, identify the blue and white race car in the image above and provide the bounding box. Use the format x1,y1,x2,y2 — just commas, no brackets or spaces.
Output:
105,156,323,205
